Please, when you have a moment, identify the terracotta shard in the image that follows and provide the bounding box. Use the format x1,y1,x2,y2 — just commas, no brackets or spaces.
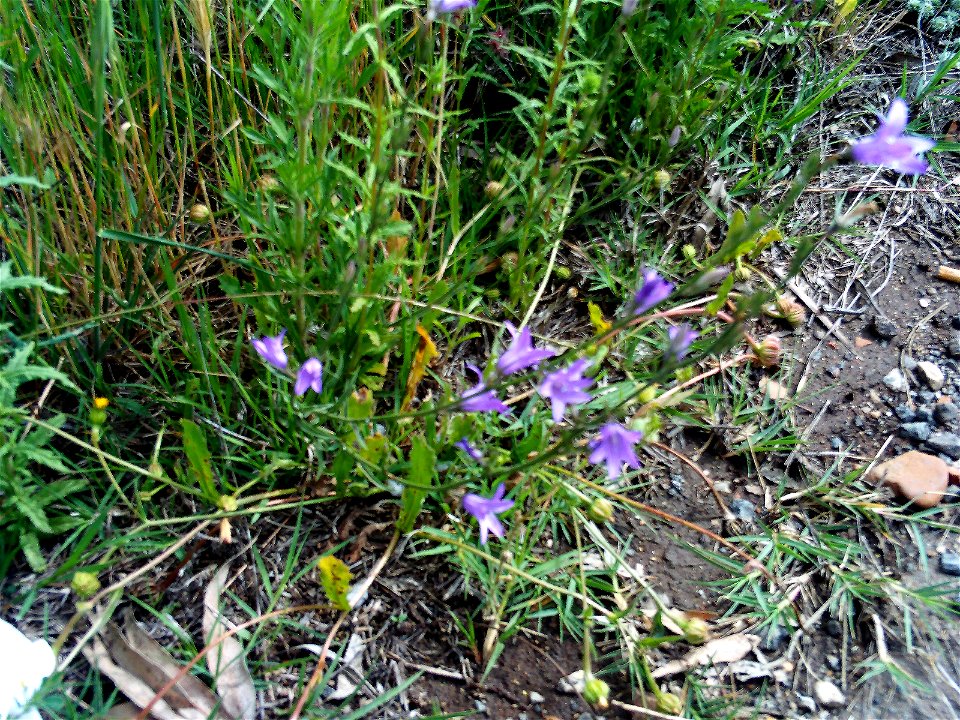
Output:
869,450,949,508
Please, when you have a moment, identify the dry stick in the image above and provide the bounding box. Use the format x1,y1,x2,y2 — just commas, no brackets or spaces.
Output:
132,603,332,720
652,441,731,517
288,528,401,720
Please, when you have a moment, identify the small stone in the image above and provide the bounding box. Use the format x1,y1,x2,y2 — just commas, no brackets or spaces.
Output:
873,315,899,339
669,473,685,497
827,365,842,378
869,451,949,508
558,670,585,694
883,368,909,392
826,655,841,671
927,432,960,460
814,680,846,710
854,416,866,429
797,694,817,714
729,498,756,523
939,552,960,577
919,390,937,403
948,336,960,358
917,361,946,390
915,407,934,423
899,422,932,442
529,692,545,704
830,437,843,450
935,402,959,424
903,356,919,371
474,701,487,714
919,298,932,308
895,404,915,422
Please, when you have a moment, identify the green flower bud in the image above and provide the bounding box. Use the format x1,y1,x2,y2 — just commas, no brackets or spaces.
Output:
583,677,610,709
674,366,694,384
218,495,238,512
189,203,211,222
71,571,101,599
657,691,683,715
638,385,659,405
681,244,698,262
681,617,710,644
653,169,671,190
580,71,602,96
587,498,614,523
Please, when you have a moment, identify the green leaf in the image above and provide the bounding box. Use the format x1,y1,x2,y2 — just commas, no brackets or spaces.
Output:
705,270,737,315
20,532,46,572
180,419,218,503
0,261,66,295
397,436,435,533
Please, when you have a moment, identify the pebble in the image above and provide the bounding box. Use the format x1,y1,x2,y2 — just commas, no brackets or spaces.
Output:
797,694,817,714
882,368,909,392
869,451,949,508
926,432,960,460
826,655,841,671
915,407,934,424
830,437,843,450
899,422,932,442
813,679,846,710
949,335,960,358
919,298,931,308
895,404,915,422
729,498,756,523
918,390,937,403
475,700,487,714
872,315,899,339
529,692,545,704
903,356,918,371
917,361,946,391
939,552,960,577
935,402,959,424
826,365,841,378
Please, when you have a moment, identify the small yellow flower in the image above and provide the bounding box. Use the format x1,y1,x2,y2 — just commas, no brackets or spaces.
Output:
93,397,109,409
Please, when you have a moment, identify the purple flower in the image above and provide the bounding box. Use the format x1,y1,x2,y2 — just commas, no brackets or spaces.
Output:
427,0,477,19
633,269,674,315
294,358,323,396
538,358,594,423
251,329,288,370
851,98,935,175
589,423,644,480
455,438,484,461
459,364,510,413
462,483,514,544
496,322,555,376
667,323,698,361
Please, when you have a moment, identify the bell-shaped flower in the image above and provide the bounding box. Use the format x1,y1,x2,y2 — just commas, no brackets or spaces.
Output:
459,364,510,414
455,438,484,461
294,358,323,396
251,329,288,370
851,98,935,175
427,0,476,19
0,618,56,720
537,359,594,423
667,324,698,361
589,423,644,480
496,322,556,377
462,483,514,544
633,269,674,315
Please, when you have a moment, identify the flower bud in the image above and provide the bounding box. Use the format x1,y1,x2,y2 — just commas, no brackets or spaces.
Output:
90,397,109,427
71,571,101,599
580,71,602,96
484,180,504,198
743,37,761,52
257,174,280,192
751,335,782,368
775,296,806,327
148,461,164,479
681,616,710,644
189,203,211,222
657,691,683,715
638,385,659,405
681,244,698,262
218,495,238,512
587,498,614,523
583,677,610,709
653,169,671,190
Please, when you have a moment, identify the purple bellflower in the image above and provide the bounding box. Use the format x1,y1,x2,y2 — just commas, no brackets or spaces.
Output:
455,438,484,461
459,364,510,414
294,358,323,396
851,98,935,175
497,322,556,376
667,323,698,361
462,483,514,545
589,423,644,480
427,0,477,20
538,358,594,423
251,330,288,370
633,269,674,315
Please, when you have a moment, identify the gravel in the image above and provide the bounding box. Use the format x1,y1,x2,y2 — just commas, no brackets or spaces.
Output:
883,368,909,392
899,422,932,442
729,498,756,523
939,552,960,577
934,402,959,424
873,315,899,339
926,432,960,459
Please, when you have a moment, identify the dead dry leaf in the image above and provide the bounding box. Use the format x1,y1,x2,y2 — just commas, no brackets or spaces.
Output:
652,633,759,678
203,565,257,720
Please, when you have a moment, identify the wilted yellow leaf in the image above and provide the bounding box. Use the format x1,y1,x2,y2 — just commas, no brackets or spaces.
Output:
401,325,438,411
318,555,353,612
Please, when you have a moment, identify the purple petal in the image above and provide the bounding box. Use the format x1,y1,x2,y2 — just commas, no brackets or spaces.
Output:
252,329,288,370
851,99,934,176
633,269,674,315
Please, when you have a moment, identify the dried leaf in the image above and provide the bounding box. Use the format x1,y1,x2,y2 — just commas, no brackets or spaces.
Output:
401,325,438,411
652,633,759,678
202,565,257,720
317,555,353,611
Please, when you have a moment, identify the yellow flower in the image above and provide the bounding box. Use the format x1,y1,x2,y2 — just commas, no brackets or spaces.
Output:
93,397,109,409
